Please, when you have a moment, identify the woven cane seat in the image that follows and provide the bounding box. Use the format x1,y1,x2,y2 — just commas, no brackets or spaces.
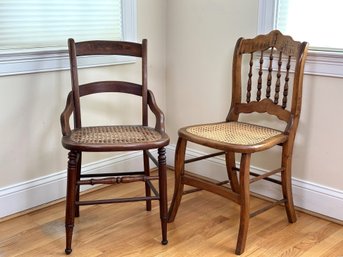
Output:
184,122,286,147
70,126,162,144
62,125,167,151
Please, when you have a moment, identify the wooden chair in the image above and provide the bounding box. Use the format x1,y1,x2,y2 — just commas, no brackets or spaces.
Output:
60,39,169,254
168,30,308,255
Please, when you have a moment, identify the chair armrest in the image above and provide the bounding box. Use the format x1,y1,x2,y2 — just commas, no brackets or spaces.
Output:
147,90,166,133
60,91,74,136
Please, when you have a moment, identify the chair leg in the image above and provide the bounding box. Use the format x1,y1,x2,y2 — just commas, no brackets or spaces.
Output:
65,151,78,255
281,144,297,223
225,152,239,193
168,137,187,223
75,152,81,217
143,150,152,211
158,147,168,245
235,153,251,255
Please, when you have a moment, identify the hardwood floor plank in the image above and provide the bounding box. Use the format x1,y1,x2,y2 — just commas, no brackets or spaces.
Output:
0,170,342,257
299,230,343,257
320,240,343,257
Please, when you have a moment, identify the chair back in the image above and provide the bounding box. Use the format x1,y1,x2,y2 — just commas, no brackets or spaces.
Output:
227,30,308,136
68,39,148,129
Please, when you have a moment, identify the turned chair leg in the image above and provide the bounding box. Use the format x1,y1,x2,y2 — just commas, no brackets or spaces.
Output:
235,153,251,255
65,151,78,255
168,137,187,223
158,147,168,245
74,152,81,218
143,150,152,211
281,144,297,223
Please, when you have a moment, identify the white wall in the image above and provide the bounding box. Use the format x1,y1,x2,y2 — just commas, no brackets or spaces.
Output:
165,0,343,218
166,0,259,138
0,0,167,188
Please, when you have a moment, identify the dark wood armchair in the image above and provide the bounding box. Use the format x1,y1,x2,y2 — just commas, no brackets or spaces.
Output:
60,39,169,254
168,30,308,255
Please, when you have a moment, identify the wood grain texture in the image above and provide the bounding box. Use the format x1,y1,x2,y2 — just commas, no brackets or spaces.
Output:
0,171,342,257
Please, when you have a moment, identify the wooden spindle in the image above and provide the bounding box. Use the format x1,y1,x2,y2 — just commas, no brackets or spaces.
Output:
282,55,291,109
77,175,159,185
274,51,283,105
266,47,274,99
246,53,253,103
257,51,264,101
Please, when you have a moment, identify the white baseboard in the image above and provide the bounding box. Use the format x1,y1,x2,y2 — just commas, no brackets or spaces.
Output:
166,144,343,222
1,145,342,222
0,151,147,219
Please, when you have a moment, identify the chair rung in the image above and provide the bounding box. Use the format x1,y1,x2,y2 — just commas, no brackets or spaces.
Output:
182,174,240,204
76,196,160,206
77,175,159,185
80,171,145,178
185,151,225,164
232,166,283,184
146,180,159,196
183,180,230,195
250,199,287,218
147,151,158,166
183,188,202,195
249,168,284,184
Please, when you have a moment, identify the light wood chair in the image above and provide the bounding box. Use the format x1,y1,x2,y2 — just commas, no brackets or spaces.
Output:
168,30,308,255
60,39,169,254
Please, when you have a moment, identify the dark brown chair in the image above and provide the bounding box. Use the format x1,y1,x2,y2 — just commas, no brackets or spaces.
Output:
60,39,169,254
168,30,308,255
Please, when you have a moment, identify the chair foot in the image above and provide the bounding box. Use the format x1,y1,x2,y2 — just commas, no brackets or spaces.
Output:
281,167,297,223
161,239,168,245
65,248,72,255
235,248,243,255
283,185,297,223
285,203,297,223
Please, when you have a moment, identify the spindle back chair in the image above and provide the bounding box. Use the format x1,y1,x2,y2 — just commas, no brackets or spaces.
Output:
168,30,308,255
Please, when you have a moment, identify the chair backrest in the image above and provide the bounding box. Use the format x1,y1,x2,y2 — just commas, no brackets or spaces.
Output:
68,39,148,129
227,30,309,137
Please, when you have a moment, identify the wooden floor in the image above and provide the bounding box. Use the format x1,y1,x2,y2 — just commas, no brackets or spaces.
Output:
0,170,342,257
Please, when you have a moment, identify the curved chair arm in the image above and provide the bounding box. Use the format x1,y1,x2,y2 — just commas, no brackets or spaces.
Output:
61,88,166,136
147,90,166,133
60,91,74,136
